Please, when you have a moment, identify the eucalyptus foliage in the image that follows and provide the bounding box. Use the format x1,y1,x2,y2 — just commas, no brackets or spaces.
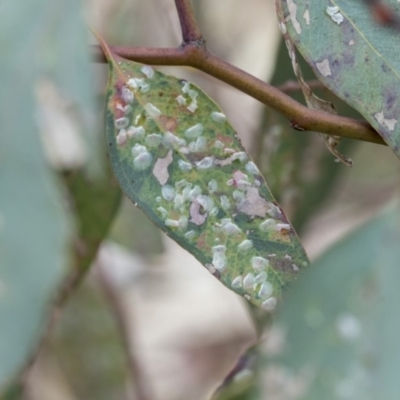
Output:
1,1,399,399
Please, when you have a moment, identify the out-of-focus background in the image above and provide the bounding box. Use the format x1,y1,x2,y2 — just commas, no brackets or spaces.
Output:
6,1,400,400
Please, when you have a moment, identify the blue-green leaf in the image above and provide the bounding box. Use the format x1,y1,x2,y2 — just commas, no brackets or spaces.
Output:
265,202,400,399
277,0,400,159
0,0,91,388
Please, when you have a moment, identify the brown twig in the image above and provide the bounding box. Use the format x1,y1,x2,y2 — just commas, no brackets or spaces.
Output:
93,44,384,146
276,79,325,93
174,0,204,44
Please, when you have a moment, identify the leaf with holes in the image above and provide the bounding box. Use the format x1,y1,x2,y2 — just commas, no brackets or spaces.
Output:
276,0,400,159
98,37,309,311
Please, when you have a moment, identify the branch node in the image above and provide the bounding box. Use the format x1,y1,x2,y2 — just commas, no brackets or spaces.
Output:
180,37,207,50
290,122,306,131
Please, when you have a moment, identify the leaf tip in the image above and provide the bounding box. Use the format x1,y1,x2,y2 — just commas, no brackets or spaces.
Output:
89,25,115,63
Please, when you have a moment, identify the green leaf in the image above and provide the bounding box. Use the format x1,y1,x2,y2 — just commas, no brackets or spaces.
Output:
0,0,93,388
265,202,400,399
0,381,23,400
4,0,101,175
99,39,309,311
51,280,129,400
63,164,122,274
0,47,68,394
277,0,400,159
45,0,101,174
47,166,122,312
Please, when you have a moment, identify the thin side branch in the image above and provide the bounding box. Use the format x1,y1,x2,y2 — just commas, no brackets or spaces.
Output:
276,79,325,93
174,0,203,44
93,45,187,65
93,45,384,146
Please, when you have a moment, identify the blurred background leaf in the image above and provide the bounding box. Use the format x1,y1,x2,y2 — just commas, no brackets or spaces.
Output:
0,0,73,389
53,154,122,312
0,0,108,392
0,382,24,400
63,164,122,274
263,200,400,399
39,0,102,174
49,278,130,400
